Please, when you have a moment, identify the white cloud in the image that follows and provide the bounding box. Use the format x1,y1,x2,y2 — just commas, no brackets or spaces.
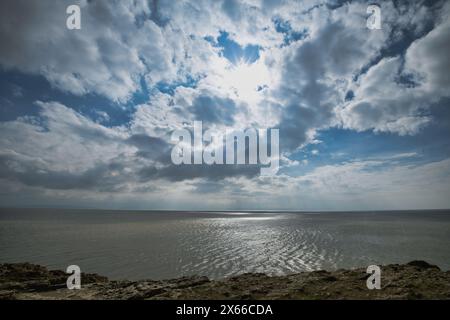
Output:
294,157,450,209
0,101,131,173
339,57,432,135
0,0,220,102
227,156,450,210
405,17,450,96
339,3,450,136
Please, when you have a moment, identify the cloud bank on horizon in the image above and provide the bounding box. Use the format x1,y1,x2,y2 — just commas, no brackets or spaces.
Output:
0,0,449,210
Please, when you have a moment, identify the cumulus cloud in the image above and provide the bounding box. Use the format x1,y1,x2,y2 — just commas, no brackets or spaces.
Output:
271,2,391,151
405,16,450,96
339,5,450,136
0,101,135,190
340,57,431,135
0,0,223,102
0,101,261,195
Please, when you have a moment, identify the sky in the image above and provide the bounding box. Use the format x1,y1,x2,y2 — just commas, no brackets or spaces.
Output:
0,0,449,210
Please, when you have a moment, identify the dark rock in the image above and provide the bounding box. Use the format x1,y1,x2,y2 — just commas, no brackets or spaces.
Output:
168,276,210,289
322,275,338,282
407,261,440,270
0,290,16,300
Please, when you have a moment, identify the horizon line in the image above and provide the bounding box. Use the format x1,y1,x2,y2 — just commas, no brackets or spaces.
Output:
1,207,449,213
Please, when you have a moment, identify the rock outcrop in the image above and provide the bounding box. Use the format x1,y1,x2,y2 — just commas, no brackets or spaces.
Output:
1,261,449,300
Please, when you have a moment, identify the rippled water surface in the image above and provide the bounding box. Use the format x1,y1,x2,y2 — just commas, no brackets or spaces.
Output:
1,208,449,280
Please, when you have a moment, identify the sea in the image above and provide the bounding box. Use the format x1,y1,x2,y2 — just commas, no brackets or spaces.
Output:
1,208,449,280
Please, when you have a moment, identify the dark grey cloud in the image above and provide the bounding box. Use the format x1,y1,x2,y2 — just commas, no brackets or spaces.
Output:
139,163,260,182
222,0,242,22
0,152,129,192
127,134,172,163
189,94,238,125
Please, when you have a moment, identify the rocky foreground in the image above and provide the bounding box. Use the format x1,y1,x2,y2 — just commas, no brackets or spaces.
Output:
1,261,449,300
